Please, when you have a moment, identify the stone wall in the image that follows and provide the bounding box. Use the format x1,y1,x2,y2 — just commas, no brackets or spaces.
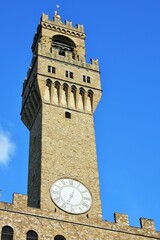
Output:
0,194,159,239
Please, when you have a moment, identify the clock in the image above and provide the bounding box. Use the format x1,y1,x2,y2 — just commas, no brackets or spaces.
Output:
50,178,92,214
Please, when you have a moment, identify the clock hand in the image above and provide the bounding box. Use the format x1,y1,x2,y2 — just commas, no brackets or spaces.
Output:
67,190,75,203
70,190,75,197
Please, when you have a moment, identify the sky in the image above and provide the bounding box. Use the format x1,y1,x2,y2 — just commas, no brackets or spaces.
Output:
0,0,160,230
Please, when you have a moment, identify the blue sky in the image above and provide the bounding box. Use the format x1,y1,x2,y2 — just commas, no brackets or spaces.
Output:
0,0,160,229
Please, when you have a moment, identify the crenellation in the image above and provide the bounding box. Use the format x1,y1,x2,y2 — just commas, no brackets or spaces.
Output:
0,201,12,210
13,193,27,207
76,24,84,32
65,20,73,28
41,13,49,21
114,213,129,226
90,58,99,66
38,47,99,71
140,218,155,231
0,201,160,236
41,13,85,34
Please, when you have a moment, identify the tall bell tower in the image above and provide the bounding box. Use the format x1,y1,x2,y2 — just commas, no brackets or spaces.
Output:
21,11,102,219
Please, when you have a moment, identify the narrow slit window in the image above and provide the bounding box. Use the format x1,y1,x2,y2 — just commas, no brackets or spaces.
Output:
66,71,69,78
70,72,73,79
48,66,51,73
52,67,56,74
87,76,91,83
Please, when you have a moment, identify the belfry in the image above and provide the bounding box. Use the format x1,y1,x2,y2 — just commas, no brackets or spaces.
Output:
0,10,159,240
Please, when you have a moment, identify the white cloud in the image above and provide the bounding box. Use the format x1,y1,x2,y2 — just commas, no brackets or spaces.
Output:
0,130,16,166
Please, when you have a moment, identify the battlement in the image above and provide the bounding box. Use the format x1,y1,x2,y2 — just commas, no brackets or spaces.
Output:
24,49,99,86
41,13,85,33
0,195,159,236
32,13,86,60
114,213,156,231
12,193,28,207
38,46,99,71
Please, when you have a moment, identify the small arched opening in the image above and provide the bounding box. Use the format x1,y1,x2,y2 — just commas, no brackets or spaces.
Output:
1,226,13,240
26,230,38,240
54,235,66,240
52,35,76,58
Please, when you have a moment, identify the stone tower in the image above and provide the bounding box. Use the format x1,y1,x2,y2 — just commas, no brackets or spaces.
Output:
21,10,102,219
0,10,160,240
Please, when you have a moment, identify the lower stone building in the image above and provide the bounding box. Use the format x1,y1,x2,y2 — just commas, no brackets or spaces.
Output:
0,193,159,239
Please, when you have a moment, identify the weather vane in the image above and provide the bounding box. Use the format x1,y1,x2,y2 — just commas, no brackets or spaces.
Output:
56,5,60,11
55,4,60,15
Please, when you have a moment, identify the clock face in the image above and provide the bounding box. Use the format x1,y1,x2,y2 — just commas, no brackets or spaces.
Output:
50,178,92,214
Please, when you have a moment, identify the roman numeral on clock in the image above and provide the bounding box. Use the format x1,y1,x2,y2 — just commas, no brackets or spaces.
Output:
82,202,89,208
52,190,59,194
62,203,67,210
69,179,73,186
54,197,60,203
83,196,91,201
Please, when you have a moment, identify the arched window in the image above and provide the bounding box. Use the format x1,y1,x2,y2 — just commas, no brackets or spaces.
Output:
1,226,13,240
54,235,66,240
52,35,76,58
27,230,38,240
